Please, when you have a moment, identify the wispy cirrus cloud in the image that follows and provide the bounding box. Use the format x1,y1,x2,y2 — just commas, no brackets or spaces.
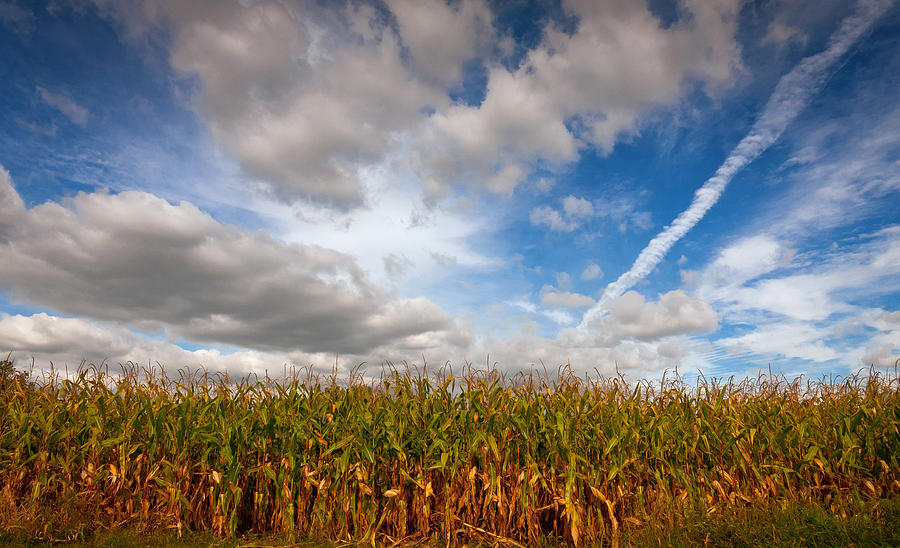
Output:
36,86,89,126
0,1,35,34
690,226,900,367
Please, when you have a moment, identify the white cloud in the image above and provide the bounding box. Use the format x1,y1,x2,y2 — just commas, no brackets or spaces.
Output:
385,0,492,87
0,313,136,358
698,228,900,323
0,312,347,378
861,344,899,368
0,165,24,241
414,0,743,195
529,205,579,232
693,227,900,368
730,276,846,322
657,341,688,359
677,39,900,372
862,309,900,331
562,195,593,218
0,266,703,383
451,323,689,378
508,299,575,325
0,308,714,381
555,272,572,291
36,86,89,126
123,0,445,206
581,263,603,281
593,195,653,232
96,0,747,206
713,235,783,275
586,290,718,341
0,171,466,355
702,234,786,289
531,193,652,234
540,289,595,309
534,177,556,193
581,0,893,327
839,313,900,370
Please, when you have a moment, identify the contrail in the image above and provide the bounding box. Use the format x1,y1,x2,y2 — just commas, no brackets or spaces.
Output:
580,0,893,329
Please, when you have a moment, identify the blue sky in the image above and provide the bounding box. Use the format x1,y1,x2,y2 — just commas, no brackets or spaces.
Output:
0,0,898,380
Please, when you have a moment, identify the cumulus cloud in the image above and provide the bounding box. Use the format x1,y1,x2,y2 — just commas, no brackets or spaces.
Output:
99,0,746,205
0,165,24,241
0,309,706,381
562,195,593,218
385,0,492,87
113,0,445,206
531,194,652,234
657,341,688,359
861,344,900,367
535,273,594,309
581,263,603,281
0,171,466,355
609,290,718,340
440,322,692,378
581,0,893,327
0,313,136,358
529,205,579,232
0,312,345,378
415,0,743,195
36,86,89,126
861,344,899,367
585,290,718,341
540,288,595,309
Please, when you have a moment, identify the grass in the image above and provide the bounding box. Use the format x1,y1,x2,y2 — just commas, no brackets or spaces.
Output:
3,498,898,547
624,496,900,547
1,358,898,546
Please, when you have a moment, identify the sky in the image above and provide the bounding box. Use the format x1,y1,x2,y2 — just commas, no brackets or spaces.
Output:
0,0,898,381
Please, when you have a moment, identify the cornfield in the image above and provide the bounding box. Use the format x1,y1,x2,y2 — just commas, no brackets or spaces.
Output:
1,359,898,546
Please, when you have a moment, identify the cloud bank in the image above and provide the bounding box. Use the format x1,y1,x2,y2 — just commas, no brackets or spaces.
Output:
96,0,743,206
0,168,466,355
